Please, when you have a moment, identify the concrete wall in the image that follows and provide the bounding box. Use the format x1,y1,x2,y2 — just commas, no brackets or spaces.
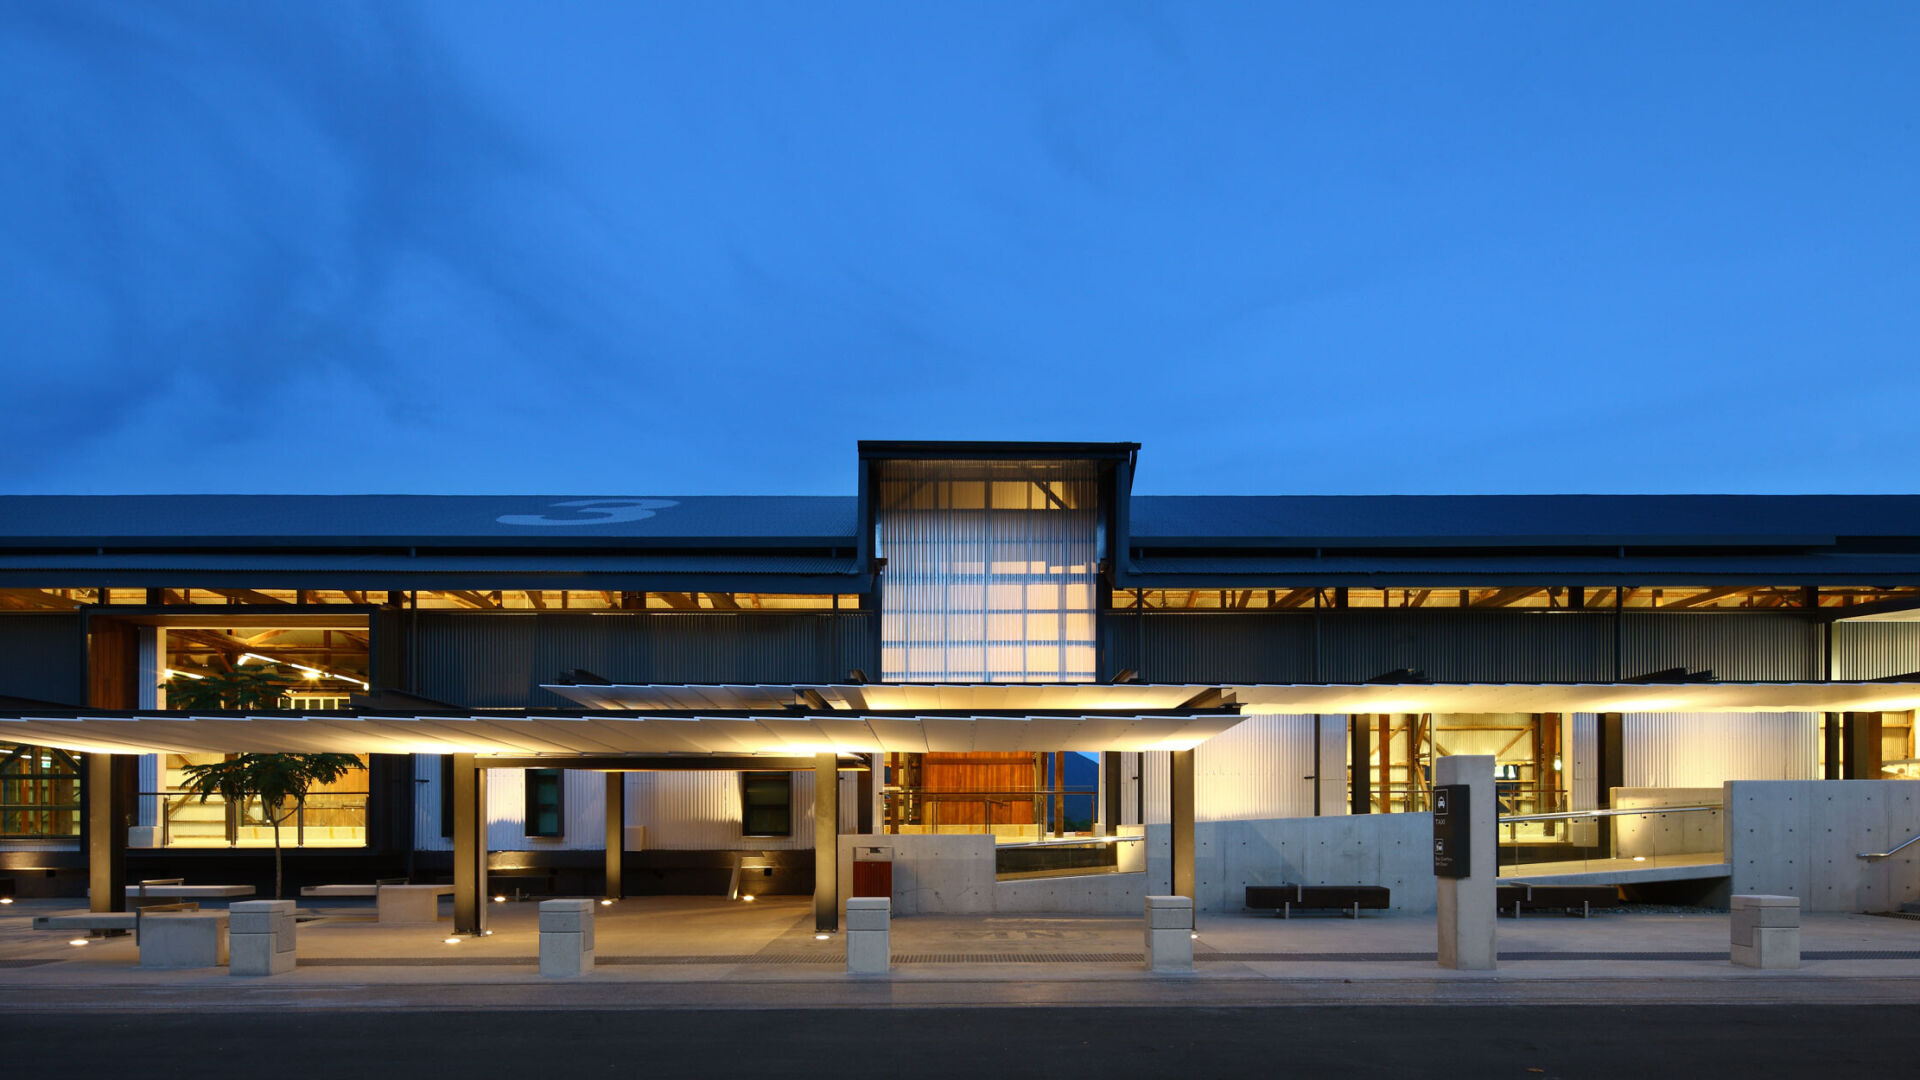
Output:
1612,787,1724,858
1725,780,1920,913
838,812,1435,916
1198,812,1436,914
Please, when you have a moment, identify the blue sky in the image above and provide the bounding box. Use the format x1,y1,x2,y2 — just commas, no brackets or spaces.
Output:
3,2,1916,496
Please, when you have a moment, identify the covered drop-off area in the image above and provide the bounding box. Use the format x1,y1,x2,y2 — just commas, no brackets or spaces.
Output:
0,696,1245,935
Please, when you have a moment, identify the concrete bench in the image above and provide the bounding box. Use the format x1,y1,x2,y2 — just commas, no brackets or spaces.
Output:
1496,883,1620,918
139,911,229,969
1245,884,1391,919
299,877,409,900
377,884,454,924
36,902,200,944
122,883,255,901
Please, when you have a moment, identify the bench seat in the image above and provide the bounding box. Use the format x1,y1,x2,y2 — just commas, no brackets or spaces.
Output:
119,884,254,899
33,911,139,932
1246,884,1391,918
1496,883,1619,918
300,884,379,898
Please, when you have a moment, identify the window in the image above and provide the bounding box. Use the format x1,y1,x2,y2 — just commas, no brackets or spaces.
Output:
741,772,792,837
0,744,82,839
525,769,564,838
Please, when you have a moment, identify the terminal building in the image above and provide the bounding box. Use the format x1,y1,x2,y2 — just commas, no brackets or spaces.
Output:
3,440,1919,928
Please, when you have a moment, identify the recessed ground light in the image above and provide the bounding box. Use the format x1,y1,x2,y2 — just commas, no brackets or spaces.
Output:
69,938,88,946
0,897,12,904
599,899,614,906
814,933,831,941
741,895,756,902
1632,856,1647,862
1190,932,1199,940
492,895,507,903
443,937,462,945
482,930,493,936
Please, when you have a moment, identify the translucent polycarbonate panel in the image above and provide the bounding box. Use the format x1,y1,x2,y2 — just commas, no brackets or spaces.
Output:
877,460,1099,683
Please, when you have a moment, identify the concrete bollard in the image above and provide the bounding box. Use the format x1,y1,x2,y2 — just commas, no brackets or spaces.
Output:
139,911,229,970
1731,894,1800,970
1145,895,1194,973
845,896,890,974
539,898,596,977
229,899,297,976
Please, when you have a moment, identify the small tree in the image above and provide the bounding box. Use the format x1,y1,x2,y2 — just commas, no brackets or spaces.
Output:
180,754,364,899
164,662,294,711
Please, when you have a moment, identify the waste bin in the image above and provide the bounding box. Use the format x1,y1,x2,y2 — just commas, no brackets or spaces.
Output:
851,846,892,899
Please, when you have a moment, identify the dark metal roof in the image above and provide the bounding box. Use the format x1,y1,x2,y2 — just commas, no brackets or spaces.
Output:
0,552,863,592
858,440,1139,460
0,495,859,550
1125,553,1920,588
1128,495,1920,549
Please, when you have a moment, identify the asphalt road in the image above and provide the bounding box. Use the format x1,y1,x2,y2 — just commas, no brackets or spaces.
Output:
2,1004,1904,1078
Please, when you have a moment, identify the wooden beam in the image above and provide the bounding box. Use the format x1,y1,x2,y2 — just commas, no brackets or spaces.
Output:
523,591,547,610
205,589,292,605
1471,587,1542,608
0,590,85,611
657,593,701,611
1662,586,1747,610
442,591,500,610
1274,588,1317,609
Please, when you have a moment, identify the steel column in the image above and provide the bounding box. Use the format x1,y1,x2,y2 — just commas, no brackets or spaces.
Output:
85,753,128,914
814,752,839,932
1170,748,1195,900
451,754,487,934
604,771,624,899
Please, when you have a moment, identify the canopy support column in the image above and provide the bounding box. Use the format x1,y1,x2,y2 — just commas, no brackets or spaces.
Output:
814,752,838,933
605,771,624,900
451,754,487,935
86,753,129,914
1171,748,1195,901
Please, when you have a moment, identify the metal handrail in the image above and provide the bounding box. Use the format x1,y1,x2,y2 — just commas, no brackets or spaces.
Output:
1858,833,1920,860
1498,804,1721,824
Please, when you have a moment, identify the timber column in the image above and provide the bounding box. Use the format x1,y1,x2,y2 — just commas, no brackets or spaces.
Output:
451,754,488,935
815,753,839,932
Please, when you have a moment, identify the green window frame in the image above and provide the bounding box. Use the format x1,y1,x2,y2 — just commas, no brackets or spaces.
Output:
741,772,792,838
524,769,564,838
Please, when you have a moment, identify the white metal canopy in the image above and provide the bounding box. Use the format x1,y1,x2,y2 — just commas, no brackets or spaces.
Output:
545,680,1920,716
0,710,1246,757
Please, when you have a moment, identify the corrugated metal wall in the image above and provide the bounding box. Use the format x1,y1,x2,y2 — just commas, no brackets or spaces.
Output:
411,612,876,708
1623,712,1819,788
412,755,856,852
1315,612,1615,682
1103,610,1827,684
0,613,85,705
1103,613,1314,683
1622,614,1819,681
1832,621,1920,680
1136,714,1345,823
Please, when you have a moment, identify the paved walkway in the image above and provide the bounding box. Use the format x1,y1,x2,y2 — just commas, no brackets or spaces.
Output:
4,895,1918,1010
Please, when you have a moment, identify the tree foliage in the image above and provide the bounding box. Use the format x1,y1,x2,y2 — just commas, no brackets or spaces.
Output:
178,753,365,898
